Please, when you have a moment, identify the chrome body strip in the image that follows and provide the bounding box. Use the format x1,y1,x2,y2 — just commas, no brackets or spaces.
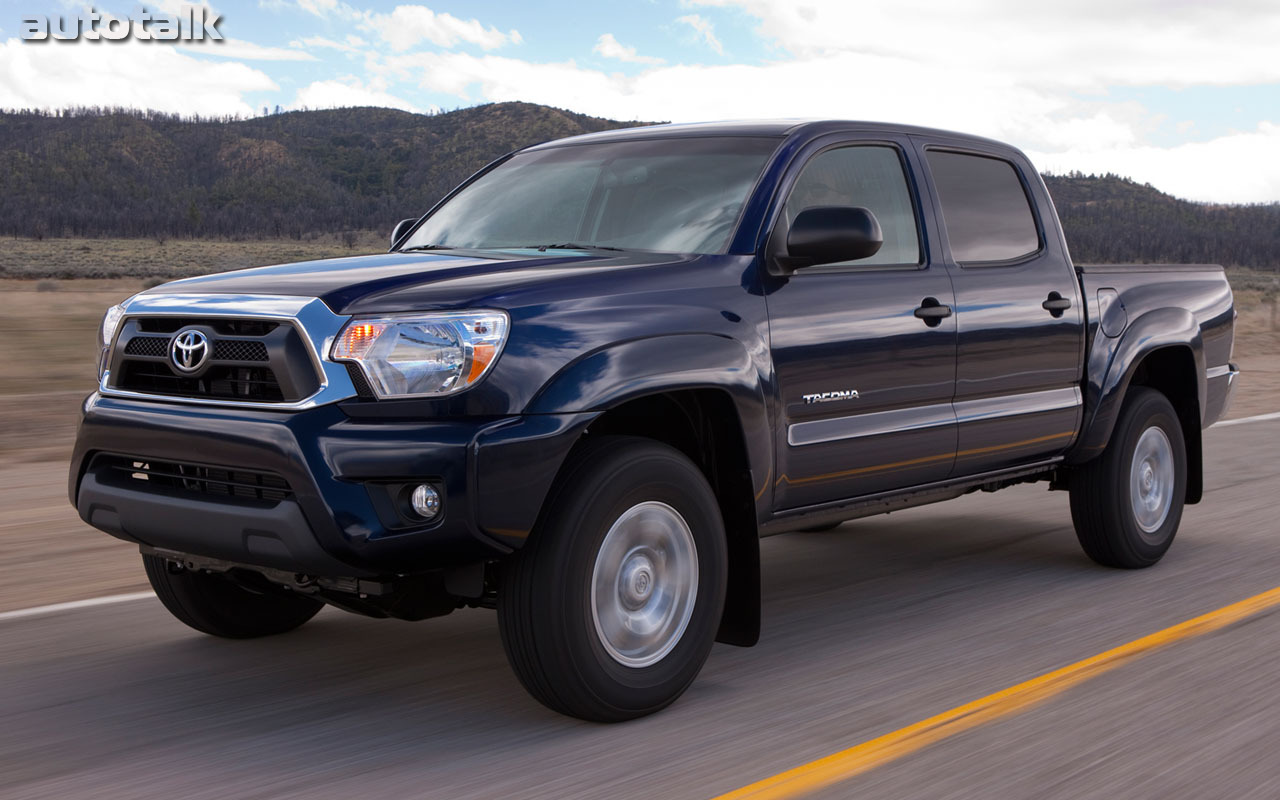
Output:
952,386,1082,425
787,386,1082,447
788,402,954,447
1205,364,1233,380
98,293,357,411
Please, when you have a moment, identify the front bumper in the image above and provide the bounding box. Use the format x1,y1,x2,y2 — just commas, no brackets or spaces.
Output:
70,394,593,576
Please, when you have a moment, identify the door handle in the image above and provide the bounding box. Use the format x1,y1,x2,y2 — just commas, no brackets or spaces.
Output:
913,297,952,327
1042,291,1072,317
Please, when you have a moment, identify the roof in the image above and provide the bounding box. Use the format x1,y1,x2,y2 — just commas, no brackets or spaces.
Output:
522,119,1013,152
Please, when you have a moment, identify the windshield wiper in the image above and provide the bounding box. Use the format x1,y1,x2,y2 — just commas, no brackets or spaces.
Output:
524,243,628,253
398,244,456,252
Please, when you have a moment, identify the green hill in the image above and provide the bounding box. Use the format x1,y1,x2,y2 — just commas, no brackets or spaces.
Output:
0,103,636,241
0,103,1276,270
1044,172,1280,268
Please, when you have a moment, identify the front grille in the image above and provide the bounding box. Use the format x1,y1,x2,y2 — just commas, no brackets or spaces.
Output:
108,316,319,404
97,455,292,503
124,336,168,357
119,361,286,402
212,340,269,362
123,336,267,363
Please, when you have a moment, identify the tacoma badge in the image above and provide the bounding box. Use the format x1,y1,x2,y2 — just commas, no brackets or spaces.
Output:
803,389,859,404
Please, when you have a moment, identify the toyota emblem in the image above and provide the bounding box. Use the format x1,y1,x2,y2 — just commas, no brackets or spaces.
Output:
170,329,210,373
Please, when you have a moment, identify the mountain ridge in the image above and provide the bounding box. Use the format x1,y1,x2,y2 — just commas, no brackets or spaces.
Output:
1,103,1276,269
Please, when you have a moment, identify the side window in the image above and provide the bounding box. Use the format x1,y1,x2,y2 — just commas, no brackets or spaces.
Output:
783,146,921,267
926,151,1039,263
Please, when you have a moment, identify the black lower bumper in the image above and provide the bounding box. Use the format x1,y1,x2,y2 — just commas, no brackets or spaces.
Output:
70,394,594,576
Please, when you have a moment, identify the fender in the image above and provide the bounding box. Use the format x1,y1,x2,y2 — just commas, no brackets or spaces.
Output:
1068,306,1205,465
526,333,774,493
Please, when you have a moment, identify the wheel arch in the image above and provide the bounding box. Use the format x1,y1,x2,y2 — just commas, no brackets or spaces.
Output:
1069,307,1205,503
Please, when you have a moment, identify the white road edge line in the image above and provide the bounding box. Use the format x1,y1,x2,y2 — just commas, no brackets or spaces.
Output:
0,591,154,623
1215,411,1280,428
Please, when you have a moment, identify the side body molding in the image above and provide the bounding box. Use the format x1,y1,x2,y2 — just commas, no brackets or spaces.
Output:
1069,306,1205,465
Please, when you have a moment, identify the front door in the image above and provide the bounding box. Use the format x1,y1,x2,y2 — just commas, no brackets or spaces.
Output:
767,140,958,510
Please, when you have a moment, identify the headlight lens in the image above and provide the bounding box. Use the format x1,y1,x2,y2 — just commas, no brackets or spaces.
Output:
331,311,509,398
100,304,125,349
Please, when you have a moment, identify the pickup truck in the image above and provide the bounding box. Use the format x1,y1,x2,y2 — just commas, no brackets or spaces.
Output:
71,120,1238,721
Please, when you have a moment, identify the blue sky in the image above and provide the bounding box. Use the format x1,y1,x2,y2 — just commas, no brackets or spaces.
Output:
3,0,1280,203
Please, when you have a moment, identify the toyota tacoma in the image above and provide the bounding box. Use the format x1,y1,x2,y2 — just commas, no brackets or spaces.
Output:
70,121,1238,721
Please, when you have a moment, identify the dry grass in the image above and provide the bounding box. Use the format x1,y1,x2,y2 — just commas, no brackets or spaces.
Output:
0,232,386,279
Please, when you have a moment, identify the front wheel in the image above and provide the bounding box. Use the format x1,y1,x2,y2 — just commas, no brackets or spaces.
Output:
497,436,727,722
1069,388,1187,568
143,555,324,638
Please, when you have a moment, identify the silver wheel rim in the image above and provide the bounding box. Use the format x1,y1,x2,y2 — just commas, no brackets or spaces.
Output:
590,501,698,668
1130,426,1175,539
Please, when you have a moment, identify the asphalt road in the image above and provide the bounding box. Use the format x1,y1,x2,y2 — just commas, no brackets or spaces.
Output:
3,418,1279,800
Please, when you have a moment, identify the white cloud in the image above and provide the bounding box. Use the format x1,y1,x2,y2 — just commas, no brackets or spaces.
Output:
0,37,275,116
370,47,1280,202
181,39,318,61
290,78,428,113
290,34,366,54
1030,123,1280,204
675,14,724,56
291,0,342,17
686,0,1280,90
358,6,520,52
593,33,664,65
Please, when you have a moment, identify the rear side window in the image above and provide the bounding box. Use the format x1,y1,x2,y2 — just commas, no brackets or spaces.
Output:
784,145,921,267
926,151,1039,263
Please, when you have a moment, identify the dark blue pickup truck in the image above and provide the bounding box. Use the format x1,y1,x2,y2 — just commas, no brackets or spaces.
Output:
71,120,1238,721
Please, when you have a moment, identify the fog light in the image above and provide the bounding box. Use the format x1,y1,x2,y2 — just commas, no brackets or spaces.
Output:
410,484,441,519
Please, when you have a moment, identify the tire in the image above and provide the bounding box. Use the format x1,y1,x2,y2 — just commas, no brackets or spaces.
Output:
143,554,324,638
1069,387,1187,568
497,436,728,722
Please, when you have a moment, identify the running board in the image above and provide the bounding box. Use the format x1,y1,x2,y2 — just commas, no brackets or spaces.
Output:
760,458,1063,536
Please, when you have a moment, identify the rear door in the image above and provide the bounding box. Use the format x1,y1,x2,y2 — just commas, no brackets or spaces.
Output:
766,136,958,510
912,138,1086,476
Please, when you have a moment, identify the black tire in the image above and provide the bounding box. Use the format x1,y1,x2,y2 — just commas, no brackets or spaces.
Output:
143,554,323,638
497,436,728,722
1069,387,1187,568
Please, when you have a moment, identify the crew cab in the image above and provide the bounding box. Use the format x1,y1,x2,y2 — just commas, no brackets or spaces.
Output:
70,121,1238,721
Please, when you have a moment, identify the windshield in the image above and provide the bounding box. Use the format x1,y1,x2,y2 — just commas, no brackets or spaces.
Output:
400,136,780,254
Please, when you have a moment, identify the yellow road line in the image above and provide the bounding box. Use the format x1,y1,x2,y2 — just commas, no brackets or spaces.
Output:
712,585,1280,800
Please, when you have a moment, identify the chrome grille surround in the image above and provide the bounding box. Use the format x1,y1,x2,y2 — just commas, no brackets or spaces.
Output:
99,293,357,411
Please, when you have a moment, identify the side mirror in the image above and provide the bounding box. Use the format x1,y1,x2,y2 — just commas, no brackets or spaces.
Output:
786,206,883,267
390,217,417,249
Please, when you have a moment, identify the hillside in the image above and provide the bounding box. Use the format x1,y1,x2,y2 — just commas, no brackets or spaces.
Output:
0,104,1277,270
0,103,637,240
1044,172,1280,268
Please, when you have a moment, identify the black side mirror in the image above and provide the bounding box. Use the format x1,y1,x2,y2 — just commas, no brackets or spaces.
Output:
390,218,417,249
786,206,883,267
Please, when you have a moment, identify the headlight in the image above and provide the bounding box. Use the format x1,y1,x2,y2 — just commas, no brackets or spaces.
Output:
331,311,509,398
100,304,125,349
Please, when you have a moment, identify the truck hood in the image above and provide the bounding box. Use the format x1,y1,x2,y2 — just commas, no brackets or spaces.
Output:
147,249,692,315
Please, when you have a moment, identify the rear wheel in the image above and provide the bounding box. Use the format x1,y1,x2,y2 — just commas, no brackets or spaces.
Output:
143,554,323,638
1069,388,1187,568
498,436,727,722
